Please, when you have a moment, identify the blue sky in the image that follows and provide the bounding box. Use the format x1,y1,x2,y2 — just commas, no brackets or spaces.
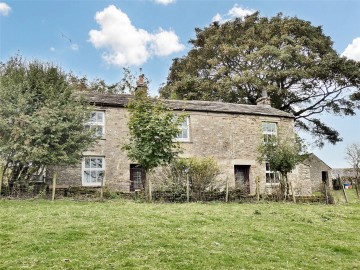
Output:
1,0,359,168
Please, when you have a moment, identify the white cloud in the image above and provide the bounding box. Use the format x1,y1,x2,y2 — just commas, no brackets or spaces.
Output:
228,4,256,19
342,37,360,61
153,0,176,5
0,2,11,16
212,13,223,23
49,47,56,52
212,4,256,24
88,5,184,66
70,44,79,51
151,28,184,56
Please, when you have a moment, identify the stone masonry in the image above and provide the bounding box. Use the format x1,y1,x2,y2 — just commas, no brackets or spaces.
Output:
51,92,313,195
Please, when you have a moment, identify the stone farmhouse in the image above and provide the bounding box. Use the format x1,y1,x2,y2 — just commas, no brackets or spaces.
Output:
50,86,322,196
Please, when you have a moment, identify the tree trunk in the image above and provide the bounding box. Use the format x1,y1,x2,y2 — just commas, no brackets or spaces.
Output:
51,171,57,201
283,173,289,201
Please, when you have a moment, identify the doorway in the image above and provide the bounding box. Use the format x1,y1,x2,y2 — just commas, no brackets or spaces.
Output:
234,165,250,194
130,164,146,192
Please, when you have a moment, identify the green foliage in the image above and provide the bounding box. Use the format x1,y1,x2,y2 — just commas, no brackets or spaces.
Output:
257,135,306,177
159,156,220,200
122,90,185,172
257,135,306,197
0,55,96,187
185,156,220,198
257,136,307,175
160,12,360,146
68,67,145,94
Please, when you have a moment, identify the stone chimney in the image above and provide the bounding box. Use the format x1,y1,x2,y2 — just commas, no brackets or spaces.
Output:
134,74,148,95
256,89,271,107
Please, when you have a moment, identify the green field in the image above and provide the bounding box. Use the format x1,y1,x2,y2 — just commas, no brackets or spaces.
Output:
0,198,359,270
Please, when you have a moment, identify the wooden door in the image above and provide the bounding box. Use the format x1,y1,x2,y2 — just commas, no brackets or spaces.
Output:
130,165,146,192
234,165,250,194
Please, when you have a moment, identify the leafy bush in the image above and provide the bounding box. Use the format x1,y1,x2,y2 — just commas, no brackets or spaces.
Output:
158,156,220,201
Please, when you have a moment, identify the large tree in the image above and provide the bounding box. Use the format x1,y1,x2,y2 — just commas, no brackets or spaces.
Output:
160,12,360,147
0,56,97,193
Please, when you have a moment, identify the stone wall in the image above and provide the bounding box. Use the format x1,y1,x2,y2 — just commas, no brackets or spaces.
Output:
306,154,332,192
49,104,313,195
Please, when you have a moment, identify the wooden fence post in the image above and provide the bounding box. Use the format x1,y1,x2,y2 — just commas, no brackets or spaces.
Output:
225,177,229,203
0,164,3,196
355,183,360,200
100,171,105,202
256,176,260,202
324,182,329,204
340,176,348,203
148,178,152,202
186,173,190,203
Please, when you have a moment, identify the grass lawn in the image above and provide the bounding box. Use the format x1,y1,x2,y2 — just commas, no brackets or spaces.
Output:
0,198,359,270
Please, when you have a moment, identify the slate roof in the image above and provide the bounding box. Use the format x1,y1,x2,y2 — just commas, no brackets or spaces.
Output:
82,92,294,119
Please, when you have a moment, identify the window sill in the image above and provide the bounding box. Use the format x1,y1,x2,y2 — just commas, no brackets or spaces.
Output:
175,139,192,143
82,184,102,187
265,183,280,186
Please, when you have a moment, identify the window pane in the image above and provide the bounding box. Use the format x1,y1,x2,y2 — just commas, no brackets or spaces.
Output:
84,170,90,183
90,112,96,123
84,158,90,168
97,112,104,123
177,118,189,139
91,171,97,182
96,126,103,137
98,171,104,182
133,171,142,190
266,163,270,171
96,158,103,168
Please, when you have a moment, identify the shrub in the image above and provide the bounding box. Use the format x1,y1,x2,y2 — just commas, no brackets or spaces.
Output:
157,156,220,201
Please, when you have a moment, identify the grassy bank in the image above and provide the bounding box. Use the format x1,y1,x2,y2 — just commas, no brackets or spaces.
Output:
0,199,359,269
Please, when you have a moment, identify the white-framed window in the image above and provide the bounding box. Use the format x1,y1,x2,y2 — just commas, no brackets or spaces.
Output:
82,156,105,186
86,111,105,137
265,162,279,184
176,116,190,141
262,122,277,143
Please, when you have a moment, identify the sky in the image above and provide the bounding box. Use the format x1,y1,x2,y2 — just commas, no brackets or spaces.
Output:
0,0,359,168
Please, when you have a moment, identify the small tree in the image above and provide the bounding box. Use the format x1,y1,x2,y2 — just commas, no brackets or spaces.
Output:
122,86,185,200
345,143,360,199
257,135,306,200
